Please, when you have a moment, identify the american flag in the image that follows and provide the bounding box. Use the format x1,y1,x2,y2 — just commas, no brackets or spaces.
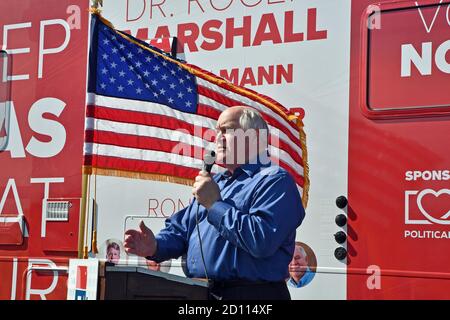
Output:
84,13,309,207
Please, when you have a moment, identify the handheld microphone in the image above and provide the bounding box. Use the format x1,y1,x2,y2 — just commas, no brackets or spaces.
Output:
195,150,216,282
203,150,216,173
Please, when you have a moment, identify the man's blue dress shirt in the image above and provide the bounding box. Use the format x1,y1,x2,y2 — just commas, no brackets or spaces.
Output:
149,159,305,281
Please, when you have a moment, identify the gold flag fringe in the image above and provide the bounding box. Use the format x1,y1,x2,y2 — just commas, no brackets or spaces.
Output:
288,115,310,209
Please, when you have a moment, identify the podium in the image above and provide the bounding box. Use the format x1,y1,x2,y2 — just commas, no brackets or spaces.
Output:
98,264,210,300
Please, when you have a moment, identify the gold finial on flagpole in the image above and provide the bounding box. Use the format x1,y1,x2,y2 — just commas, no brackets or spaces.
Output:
92,0,103,8
90,0,103,15
91,230,99,254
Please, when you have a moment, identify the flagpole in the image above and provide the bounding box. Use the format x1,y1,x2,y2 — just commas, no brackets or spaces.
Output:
78,170,90,258
84,6,100,257
90,168,99,255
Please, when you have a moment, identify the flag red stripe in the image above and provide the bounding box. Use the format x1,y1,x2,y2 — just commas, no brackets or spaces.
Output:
279,159,305,188
85,129,205,160
84,154,201,179
268,137,304,168
197,103,222,120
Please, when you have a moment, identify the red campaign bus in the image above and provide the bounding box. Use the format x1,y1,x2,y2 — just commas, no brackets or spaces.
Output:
0,0,449,300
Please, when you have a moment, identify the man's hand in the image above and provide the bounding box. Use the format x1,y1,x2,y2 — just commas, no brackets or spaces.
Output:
192,171,221,209
124,221,157,257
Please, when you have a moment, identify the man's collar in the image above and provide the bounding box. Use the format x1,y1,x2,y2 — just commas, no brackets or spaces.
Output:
240,154,271,177
220,152,271,178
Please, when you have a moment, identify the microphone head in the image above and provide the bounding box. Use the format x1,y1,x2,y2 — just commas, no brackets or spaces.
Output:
204,150,216,164
203,150,216,173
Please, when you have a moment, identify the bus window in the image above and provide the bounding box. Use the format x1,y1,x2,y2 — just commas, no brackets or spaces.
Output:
360,2,450,119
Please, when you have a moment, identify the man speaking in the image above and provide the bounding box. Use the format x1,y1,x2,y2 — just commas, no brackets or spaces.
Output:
124,106,305,300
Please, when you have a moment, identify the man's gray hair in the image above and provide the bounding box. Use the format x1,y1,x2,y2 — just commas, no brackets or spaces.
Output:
237,108,270,161
296,244,308,258
239,108,269,132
